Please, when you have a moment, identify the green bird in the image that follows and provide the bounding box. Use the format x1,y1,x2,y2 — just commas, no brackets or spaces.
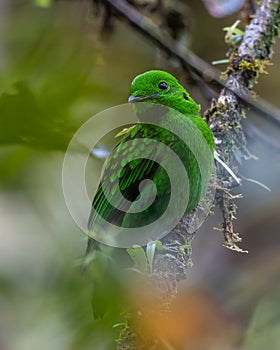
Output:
86,70,215,253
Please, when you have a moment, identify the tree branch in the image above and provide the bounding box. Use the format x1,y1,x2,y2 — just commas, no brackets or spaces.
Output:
104,0,280,129
206,0,280,250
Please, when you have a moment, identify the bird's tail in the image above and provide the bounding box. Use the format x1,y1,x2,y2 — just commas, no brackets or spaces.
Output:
85,237,96,256
81,237,97,272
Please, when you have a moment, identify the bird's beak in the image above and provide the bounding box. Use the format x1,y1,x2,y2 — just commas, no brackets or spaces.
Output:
128,93,159,103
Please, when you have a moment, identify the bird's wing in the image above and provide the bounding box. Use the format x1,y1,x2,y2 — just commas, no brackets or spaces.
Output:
88,123,174,232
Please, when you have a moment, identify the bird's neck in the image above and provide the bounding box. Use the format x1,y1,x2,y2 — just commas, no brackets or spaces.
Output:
160,98,215,151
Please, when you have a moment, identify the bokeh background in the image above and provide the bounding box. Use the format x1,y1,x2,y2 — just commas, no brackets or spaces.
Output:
0,0,280,349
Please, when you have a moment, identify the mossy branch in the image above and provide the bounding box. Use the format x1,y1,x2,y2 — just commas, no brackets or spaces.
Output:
206,0,280,251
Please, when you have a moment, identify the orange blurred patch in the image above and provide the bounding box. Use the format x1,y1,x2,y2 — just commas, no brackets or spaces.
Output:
129,284,241,349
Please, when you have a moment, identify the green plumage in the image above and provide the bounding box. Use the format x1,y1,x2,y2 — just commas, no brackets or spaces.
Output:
87,70,215,252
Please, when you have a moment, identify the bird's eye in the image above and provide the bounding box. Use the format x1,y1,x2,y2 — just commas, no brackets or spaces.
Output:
158,81,169,90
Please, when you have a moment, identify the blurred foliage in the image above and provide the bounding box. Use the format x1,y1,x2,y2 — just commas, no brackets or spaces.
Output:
0,4,99,151
0,1,280,349
243,285,280,350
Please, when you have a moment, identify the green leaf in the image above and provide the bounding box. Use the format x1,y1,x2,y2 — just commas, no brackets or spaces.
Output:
243,289,280,350
223,20,243,45
223,27,244,36
179,244,191,254
113,322,126,329
146,241,157,274
127,245,148,273
146,240,163,273
33,0,52,7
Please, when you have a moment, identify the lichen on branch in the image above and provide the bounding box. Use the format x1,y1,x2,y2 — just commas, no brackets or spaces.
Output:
206,0,280,252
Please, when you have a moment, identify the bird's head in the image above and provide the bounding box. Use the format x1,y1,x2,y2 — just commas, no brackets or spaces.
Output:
128,70,200,114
